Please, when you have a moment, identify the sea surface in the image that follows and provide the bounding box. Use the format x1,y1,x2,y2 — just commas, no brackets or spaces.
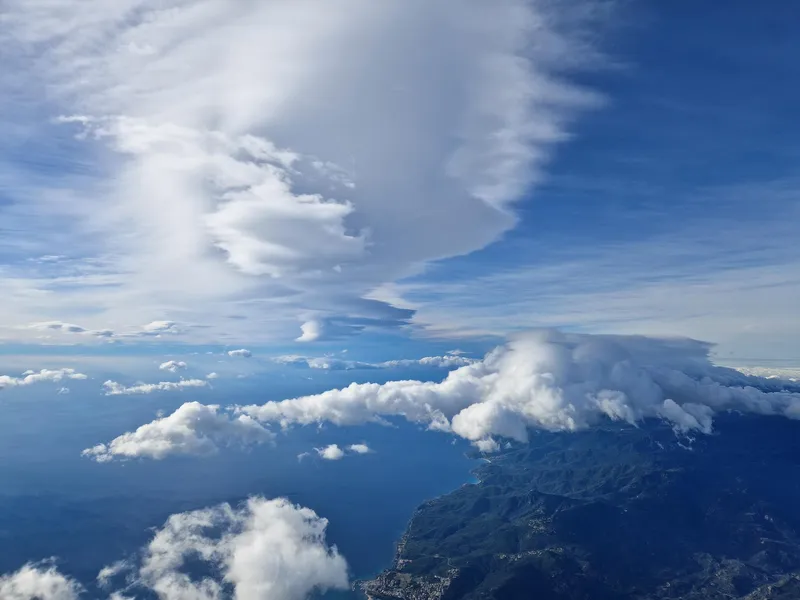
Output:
0,366,478,597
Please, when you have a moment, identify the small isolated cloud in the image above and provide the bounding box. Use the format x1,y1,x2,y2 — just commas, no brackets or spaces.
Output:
57,387,70,395
347,443,371,454
102,379,208,396
228,349,252,358
296,321,323,343
0,368,88,390
0,561,82,600
82,402,273,462
315,444,345,461
305,443,372,461
0,498,348,600
159,360,187,373
206,372,219,379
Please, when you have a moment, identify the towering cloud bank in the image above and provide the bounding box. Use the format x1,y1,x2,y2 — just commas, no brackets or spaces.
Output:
241,331,800,448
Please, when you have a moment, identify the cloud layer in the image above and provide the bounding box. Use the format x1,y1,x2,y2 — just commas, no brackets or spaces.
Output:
272,353,475,371
102,378,209,395
90,331,800,459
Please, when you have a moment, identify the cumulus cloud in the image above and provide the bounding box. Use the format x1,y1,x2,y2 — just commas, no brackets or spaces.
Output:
206,372,219,379
228,349,253,358
102,379,208,396
0,0,601,344
303,443,372,461
0,562,82,600
0,368,88,390
348,443,371,454
159,360,187,373
82,401,273,462
240,331,800,448
135,496,348,600
315,444,345,461
2,498,348,600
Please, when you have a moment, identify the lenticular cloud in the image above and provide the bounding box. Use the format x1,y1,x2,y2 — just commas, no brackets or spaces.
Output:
240,330,800,448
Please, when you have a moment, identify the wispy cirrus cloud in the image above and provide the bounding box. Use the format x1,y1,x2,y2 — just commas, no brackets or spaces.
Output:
0,0,602,345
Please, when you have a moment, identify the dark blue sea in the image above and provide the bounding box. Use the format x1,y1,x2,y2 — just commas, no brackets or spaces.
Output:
0,366,478,597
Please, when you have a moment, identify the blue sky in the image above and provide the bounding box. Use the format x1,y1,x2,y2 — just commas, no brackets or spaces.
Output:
1,0,798,364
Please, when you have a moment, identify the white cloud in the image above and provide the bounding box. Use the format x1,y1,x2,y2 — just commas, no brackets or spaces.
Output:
0,562,82,600
2,498,349,600
228,349,253,358
136,496,348,600
159,360,187,373
57,387,70,395
296,321,323,343
0,0,599,344
82,401,273,462
206,372,219,379
380,355,476,369
272,353,475,371
0,368,87,390
141,320,178,335
315,444,345,461
28,321,86,334
300,443,373,462
102,379,208,396
22,319,184,341
96,560,131,588
734,366,800,382
240,331,800,447
347,443,371,454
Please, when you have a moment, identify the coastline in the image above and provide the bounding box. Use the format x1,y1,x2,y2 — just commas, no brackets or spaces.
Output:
352,450,493,598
